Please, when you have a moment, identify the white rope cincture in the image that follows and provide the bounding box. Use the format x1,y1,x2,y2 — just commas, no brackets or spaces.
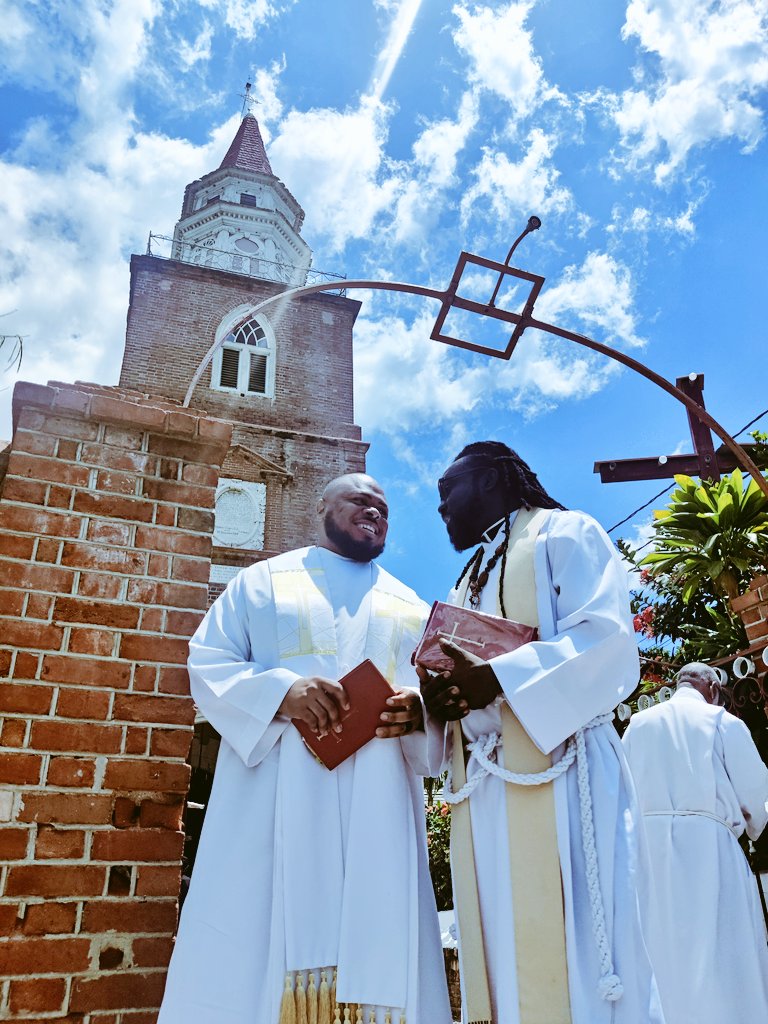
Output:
443,711,623,1003
574,721,623,1002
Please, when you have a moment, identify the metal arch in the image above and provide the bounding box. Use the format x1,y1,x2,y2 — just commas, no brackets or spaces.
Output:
182,275,768,500
524,314,768,500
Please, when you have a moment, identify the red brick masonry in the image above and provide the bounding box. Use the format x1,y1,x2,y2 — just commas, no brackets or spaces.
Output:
0,381,231,1023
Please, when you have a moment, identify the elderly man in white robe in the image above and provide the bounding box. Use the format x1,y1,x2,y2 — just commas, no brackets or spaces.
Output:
420,441,664,1024
159,473,452,1024
622,661,768,1023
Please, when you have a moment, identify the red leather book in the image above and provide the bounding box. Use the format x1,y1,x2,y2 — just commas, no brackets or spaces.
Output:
412,600,537,673
292,659,396,770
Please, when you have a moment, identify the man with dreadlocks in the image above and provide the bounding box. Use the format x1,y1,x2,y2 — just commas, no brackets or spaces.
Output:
419,442,664,1024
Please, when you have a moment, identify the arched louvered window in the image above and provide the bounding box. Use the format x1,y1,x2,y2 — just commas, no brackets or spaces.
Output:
212,316,275,397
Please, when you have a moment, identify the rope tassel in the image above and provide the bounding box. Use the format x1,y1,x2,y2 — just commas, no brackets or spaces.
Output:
574,727,624,1002
318,970,331,1024
279,974,297,1024
307,972,318,1024
296,973,308,1024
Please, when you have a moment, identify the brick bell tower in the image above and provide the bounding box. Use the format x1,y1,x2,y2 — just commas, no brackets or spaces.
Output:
119,109,367,600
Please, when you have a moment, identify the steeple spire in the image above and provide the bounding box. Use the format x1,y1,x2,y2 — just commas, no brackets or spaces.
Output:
170,89,309,287
218,112,273,177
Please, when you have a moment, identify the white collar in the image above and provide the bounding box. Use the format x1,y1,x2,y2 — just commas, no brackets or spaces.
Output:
481,509,519,545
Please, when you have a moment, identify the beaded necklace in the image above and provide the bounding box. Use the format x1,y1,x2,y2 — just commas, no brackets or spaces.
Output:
460,512,514,617
467,533,507,609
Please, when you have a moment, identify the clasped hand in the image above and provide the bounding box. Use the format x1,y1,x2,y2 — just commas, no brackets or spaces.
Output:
278,676,422,738
417,639,501,723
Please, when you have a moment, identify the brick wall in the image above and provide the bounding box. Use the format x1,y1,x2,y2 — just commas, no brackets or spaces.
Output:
731,574,768,650
0,381,231,1023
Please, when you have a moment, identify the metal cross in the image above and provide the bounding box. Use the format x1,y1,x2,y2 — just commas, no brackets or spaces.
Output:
594,373,744,484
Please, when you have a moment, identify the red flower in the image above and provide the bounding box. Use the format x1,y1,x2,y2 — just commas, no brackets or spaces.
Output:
633,606,655,638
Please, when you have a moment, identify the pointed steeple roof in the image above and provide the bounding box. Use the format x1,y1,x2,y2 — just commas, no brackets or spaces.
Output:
219,114,273,176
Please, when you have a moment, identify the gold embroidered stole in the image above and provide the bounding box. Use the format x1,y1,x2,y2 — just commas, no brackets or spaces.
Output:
269,548,425,684
451,508,571,1024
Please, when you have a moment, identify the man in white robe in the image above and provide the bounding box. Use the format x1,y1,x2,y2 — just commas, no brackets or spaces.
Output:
420,441,664,1024
622,661,768,1023
159,473,452,1024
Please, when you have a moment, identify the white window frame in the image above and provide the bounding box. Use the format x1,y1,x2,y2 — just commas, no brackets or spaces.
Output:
210,306,276,398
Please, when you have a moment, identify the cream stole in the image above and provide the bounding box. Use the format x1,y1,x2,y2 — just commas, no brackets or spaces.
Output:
269,546,425,686
451,508,571,1024
267,547,427,1012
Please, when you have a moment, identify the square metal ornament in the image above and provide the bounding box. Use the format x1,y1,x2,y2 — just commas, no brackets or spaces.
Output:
430,251,545,360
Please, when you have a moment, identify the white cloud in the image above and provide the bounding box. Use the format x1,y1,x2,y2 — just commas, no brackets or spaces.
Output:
178,21,215,68
607,194,705,239
248,58,286,131
354,250,644,437
369,0,425,102
452,1,554,120
268,97,403,254
604,0,768,182
412,91,478,188
0,0,160,101
354,311,488,433
535,251,644,349
0,0,242,437
389,90,478,244
0,117,231,437
461,128,573,225
197,0,285,40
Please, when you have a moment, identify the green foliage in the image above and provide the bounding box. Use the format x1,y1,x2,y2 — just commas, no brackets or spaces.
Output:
678,603,749,661
425,800,453,911
640,471,768,602
620,467,768,669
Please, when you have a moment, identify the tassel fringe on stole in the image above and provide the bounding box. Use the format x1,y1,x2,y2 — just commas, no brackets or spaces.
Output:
279,971,406,1024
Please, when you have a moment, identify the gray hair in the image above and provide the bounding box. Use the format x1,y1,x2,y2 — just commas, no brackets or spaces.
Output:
675,662,720,702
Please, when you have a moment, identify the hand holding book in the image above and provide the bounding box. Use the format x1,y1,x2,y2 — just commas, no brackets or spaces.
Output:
421,639,502,719
413,601,537,721
279,674,349,737
291,660,421,770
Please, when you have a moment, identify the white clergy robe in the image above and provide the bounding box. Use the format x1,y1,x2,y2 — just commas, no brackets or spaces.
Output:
442,508,664,1024
622,686,768,1024
158,546,452,1024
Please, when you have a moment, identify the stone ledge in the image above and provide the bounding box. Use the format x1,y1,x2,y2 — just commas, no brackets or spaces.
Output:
11,381,232,452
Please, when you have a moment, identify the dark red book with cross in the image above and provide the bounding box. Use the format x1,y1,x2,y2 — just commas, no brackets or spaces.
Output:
412,600,537,674
292,659,396,770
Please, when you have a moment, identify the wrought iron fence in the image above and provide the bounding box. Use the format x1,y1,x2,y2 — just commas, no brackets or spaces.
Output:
145,233,346,294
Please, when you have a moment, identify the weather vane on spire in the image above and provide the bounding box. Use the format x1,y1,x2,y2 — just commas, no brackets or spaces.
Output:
239,81,255,119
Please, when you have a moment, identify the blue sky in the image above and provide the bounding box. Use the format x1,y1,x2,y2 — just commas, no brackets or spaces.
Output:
1,0,767,601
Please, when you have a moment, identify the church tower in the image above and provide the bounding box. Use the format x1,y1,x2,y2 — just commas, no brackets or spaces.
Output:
120,109,367,596
171,113,311,286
